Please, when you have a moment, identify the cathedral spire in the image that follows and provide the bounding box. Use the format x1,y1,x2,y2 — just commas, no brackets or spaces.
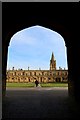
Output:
50,52,56,70
51,52,54,60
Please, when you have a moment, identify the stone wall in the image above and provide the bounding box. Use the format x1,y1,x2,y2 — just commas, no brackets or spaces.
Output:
6,70,68,83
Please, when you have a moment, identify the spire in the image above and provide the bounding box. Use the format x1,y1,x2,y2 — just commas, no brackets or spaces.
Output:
51,52,54,60
50,52,56,70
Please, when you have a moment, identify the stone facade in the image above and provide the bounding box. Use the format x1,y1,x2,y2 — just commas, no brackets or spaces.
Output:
6,53,68,83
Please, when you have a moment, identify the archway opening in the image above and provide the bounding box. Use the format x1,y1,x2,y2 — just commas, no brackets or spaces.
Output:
4,25,69,119
6,25,68,87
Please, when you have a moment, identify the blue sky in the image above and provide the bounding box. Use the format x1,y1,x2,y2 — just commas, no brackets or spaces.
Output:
7,25,68,70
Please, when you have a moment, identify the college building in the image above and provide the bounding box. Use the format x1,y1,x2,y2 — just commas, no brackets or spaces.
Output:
6,52,68,83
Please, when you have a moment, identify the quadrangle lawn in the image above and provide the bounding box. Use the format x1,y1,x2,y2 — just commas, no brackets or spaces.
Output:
6,82,68,87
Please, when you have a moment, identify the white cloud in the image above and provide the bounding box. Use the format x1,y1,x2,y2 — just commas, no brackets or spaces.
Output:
9,32,37,47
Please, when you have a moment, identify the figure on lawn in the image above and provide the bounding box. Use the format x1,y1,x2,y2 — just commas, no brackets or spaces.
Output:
35,80,39,87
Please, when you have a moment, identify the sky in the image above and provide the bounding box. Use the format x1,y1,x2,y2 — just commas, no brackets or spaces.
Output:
7,25,68,70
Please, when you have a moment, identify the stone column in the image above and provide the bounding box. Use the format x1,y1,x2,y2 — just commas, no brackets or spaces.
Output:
39,77,41,83
42,77,44,83
60,77,62,82
67,44,76,99
2,43,8,97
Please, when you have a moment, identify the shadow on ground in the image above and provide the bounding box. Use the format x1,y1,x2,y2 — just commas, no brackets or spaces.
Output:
2,87,80,120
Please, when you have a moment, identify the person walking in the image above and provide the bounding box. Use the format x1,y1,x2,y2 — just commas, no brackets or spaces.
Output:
35,80,39,87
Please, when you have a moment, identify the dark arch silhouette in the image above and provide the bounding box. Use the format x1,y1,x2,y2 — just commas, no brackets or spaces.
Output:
2,3,80,103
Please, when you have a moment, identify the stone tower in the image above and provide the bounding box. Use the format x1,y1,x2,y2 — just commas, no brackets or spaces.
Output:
50,52,56,70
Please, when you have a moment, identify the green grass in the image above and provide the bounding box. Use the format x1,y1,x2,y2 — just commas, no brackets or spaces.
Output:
6,82,35,87
6,82,68,87
41,83,68,87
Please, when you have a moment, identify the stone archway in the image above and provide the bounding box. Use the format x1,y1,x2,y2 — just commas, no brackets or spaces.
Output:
2,3,80,102
3,24,69,96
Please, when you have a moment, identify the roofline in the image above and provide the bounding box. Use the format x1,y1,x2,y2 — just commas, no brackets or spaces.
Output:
7,69,68,71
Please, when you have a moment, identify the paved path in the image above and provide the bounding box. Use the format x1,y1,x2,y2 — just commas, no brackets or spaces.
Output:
3,87,80,120
6,87,68,90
